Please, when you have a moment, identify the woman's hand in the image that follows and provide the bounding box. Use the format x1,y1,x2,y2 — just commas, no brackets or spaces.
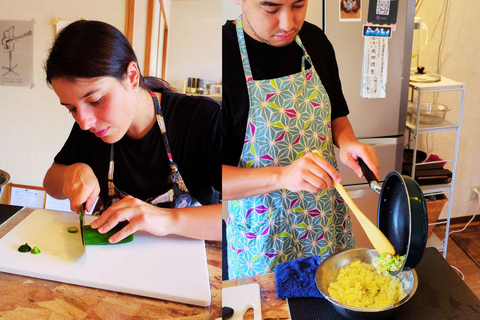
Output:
89,196,172,243
279,151,342,193
338,140,379,180
61,163,100,213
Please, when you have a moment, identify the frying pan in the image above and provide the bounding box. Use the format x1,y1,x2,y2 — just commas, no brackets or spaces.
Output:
358,158,428,270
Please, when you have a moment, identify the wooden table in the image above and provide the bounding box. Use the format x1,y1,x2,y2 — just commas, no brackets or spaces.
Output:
223,274,289,320
0,208,222,319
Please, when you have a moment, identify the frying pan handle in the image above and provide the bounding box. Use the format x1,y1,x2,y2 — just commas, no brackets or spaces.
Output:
358,158,382,194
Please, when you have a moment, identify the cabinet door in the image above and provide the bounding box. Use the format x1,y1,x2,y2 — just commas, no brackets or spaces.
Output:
126,0,168,78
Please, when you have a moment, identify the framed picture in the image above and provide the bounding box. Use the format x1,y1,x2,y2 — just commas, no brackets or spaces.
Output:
340,0,362,22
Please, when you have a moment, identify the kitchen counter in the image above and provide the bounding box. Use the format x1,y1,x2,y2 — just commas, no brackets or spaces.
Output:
0,208,222,319
223,247,480,320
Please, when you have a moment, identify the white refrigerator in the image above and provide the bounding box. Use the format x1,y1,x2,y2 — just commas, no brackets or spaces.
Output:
323,0,416,247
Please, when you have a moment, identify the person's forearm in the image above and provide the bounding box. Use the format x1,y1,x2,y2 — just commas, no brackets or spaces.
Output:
222,164,284,200
169,204,222,241
43,163,71,199
331,116,358,148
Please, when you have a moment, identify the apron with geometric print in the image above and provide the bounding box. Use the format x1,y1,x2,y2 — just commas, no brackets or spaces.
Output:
226,15,355,280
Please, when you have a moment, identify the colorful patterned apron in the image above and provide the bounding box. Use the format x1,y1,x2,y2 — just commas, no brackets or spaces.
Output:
97,91,201,215
226,16,355,279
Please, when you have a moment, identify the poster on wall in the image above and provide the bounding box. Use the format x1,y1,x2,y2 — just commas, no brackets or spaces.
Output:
0,20,34,87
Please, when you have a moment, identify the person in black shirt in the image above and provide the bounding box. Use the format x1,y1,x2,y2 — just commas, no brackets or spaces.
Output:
223,0,380,279
43,20,221,242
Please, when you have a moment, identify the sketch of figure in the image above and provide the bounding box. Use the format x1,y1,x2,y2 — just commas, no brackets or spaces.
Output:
1,26,32,76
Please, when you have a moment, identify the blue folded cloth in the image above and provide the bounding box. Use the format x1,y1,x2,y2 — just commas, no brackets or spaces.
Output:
274,255,324,299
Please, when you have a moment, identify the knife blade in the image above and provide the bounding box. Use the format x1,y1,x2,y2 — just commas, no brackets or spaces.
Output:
79,202,86,257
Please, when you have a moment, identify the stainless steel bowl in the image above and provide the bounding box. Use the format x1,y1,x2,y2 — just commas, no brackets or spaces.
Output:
315,248,418,320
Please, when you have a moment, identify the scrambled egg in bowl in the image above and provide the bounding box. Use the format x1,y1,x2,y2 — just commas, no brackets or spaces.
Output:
327,259,406,308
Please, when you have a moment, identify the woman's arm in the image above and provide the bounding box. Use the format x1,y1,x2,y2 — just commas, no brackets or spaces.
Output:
43,162,100,213
89,197,222,241
43,162,70,199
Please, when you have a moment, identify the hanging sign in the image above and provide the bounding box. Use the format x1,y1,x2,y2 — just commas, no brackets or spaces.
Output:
361,36,389,99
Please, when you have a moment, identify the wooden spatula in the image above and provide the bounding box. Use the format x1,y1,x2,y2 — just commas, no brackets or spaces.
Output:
312,150,395,255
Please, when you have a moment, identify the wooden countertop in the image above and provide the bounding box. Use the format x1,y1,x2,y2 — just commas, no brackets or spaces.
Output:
0,208,222,319
223,274,289,320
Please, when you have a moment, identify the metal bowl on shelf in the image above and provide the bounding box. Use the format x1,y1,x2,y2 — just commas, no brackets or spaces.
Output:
0,169,10,200
0,169,10,188
409,102,450,124
315,248,418,320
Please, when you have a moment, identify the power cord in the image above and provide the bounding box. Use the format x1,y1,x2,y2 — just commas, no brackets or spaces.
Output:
446,188,480,238
441,188,480,281
450,265,465,281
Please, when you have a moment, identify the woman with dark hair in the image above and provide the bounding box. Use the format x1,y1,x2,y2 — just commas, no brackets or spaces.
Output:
43,20,221,242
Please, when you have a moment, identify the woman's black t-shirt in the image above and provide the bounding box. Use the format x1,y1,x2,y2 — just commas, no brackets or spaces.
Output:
54,90,222,206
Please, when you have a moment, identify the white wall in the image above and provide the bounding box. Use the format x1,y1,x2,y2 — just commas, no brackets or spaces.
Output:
165,0,222,91
414,1,480,219
0,0,126,202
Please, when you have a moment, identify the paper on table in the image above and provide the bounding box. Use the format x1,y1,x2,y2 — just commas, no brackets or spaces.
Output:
45,194,73,213
9,186,45,209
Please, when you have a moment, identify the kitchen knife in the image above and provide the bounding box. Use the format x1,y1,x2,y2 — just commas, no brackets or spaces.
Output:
79,202,86,257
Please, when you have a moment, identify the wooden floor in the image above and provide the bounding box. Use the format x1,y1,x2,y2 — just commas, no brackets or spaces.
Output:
432,222,480,299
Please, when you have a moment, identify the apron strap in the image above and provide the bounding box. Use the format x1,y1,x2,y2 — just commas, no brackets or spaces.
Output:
235,15,254,82
294,36,314,72
151,91,175,164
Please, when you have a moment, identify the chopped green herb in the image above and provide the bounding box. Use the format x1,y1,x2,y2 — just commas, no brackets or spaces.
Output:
67,226,78,233
374,252,405,273
30,246,41,254
18,243,32,253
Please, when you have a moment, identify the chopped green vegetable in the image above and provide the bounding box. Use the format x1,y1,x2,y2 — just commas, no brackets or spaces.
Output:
374,252,405,273
84,221,134,245
67,226,78,233
30,246,41,254
18,243,32,253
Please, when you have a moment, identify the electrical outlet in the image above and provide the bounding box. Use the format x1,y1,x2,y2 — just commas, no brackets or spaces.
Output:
469,186,480,201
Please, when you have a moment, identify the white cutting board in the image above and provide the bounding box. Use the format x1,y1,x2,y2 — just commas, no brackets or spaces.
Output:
0,209,211,306
223,283,262,320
